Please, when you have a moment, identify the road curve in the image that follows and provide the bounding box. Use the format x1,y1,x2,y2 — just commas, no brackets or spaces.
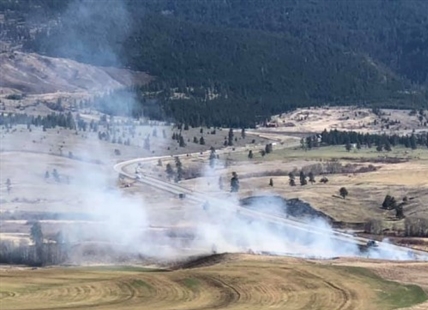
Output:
113,153,428,260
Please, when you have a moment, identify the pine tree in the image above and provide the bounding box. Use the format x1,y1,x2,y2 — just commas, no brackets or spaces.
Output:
339,187,348,199
228,128,234,146
175,157,183,181
241,128,246,139
166,163,174,179
308,172,316,184
299,171,307,186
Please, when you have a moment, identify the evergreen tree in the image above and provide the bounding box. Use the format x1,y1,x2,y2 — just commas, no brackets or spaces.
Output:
410,134,417,150
230,172,239,192
199,136,205,145
179,135,186,147
248,150,253,159
339,187,348,199
308,172,316,184
228,128,234,146
166,163,174,179
175,156,183,181
299,171,307,186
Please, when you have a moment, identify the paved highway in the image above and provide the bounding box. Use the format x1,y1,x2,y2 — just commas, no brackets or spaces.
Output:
113,151,428,260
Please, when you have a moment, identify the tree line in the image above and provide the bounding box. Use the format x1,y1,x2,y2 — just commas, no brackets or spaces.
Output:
316,129,428,150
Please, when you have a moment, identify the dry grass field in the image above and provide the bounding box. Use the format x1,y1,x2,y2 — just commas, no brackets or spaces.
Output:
204,144,428,224
0,254,427,310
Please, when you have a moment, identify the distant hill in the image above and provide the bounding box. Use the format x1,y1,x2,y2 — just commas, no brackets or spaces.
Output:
2,0,428,127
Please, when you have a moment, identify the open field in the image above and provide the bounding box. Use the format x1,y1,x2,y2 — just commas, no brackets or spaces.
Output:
0,254,427,310
263,107,428,135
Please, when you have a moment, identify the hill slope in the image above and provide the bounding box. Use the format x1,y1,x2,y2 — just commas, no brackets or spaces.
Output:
2,0,428,126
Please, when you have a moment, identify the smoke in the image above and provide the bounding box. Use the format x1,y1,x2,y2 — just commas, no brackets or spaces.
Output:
10,0,426,265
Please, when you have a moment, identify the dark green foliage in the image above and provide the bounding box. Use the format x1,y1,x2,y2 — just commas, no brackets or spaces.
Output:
299,171,307,186
228,129,234,146
320,129,428,150
13,0,428,127
345,141,352,152
320,176,329,184
308,172,316,184
179,135,186,147
269,178,273,187
339,187,348,199
30,222,43,247
248,150,253,159
265,143,273,154
165,163,174,179
230,172,239,192
382,195,397,210
199,136,205,145
175,156,183,181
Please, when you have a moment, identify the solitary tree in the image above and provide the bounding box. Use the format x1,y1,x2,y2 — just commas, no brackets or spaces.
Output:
248,150,253,159
230,172,239,192
241,128,246,139
166,163,174,180
308,172,316,184
227,129,234,146
396,203,405,219
299,171,307,186
320,176,329,184
339,187,348,199
345,141,352,152
179,135,186,147
31,221,44,263
382,194,397,210
269,178,273,186
199,136,205,145
175,157,183,182
289,172,296,186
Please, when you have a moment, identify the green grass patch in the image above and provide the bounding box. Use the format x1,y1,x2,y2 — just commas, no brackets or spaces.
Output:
227,145,428,162
131,279,152,290
182,278,200,290
337,266,427,309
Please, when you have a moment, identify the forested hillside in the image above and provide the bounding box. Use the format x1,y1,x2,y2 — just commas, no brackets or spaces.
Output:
2,0,428,127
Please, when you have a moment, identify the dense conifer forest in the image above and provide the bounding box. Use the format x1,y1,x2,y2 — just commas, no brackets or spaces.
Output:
1,0,428,126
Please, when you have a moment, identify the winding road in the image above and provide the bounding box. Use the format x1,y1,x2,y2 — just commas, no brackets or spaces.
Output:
113,150,428,261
